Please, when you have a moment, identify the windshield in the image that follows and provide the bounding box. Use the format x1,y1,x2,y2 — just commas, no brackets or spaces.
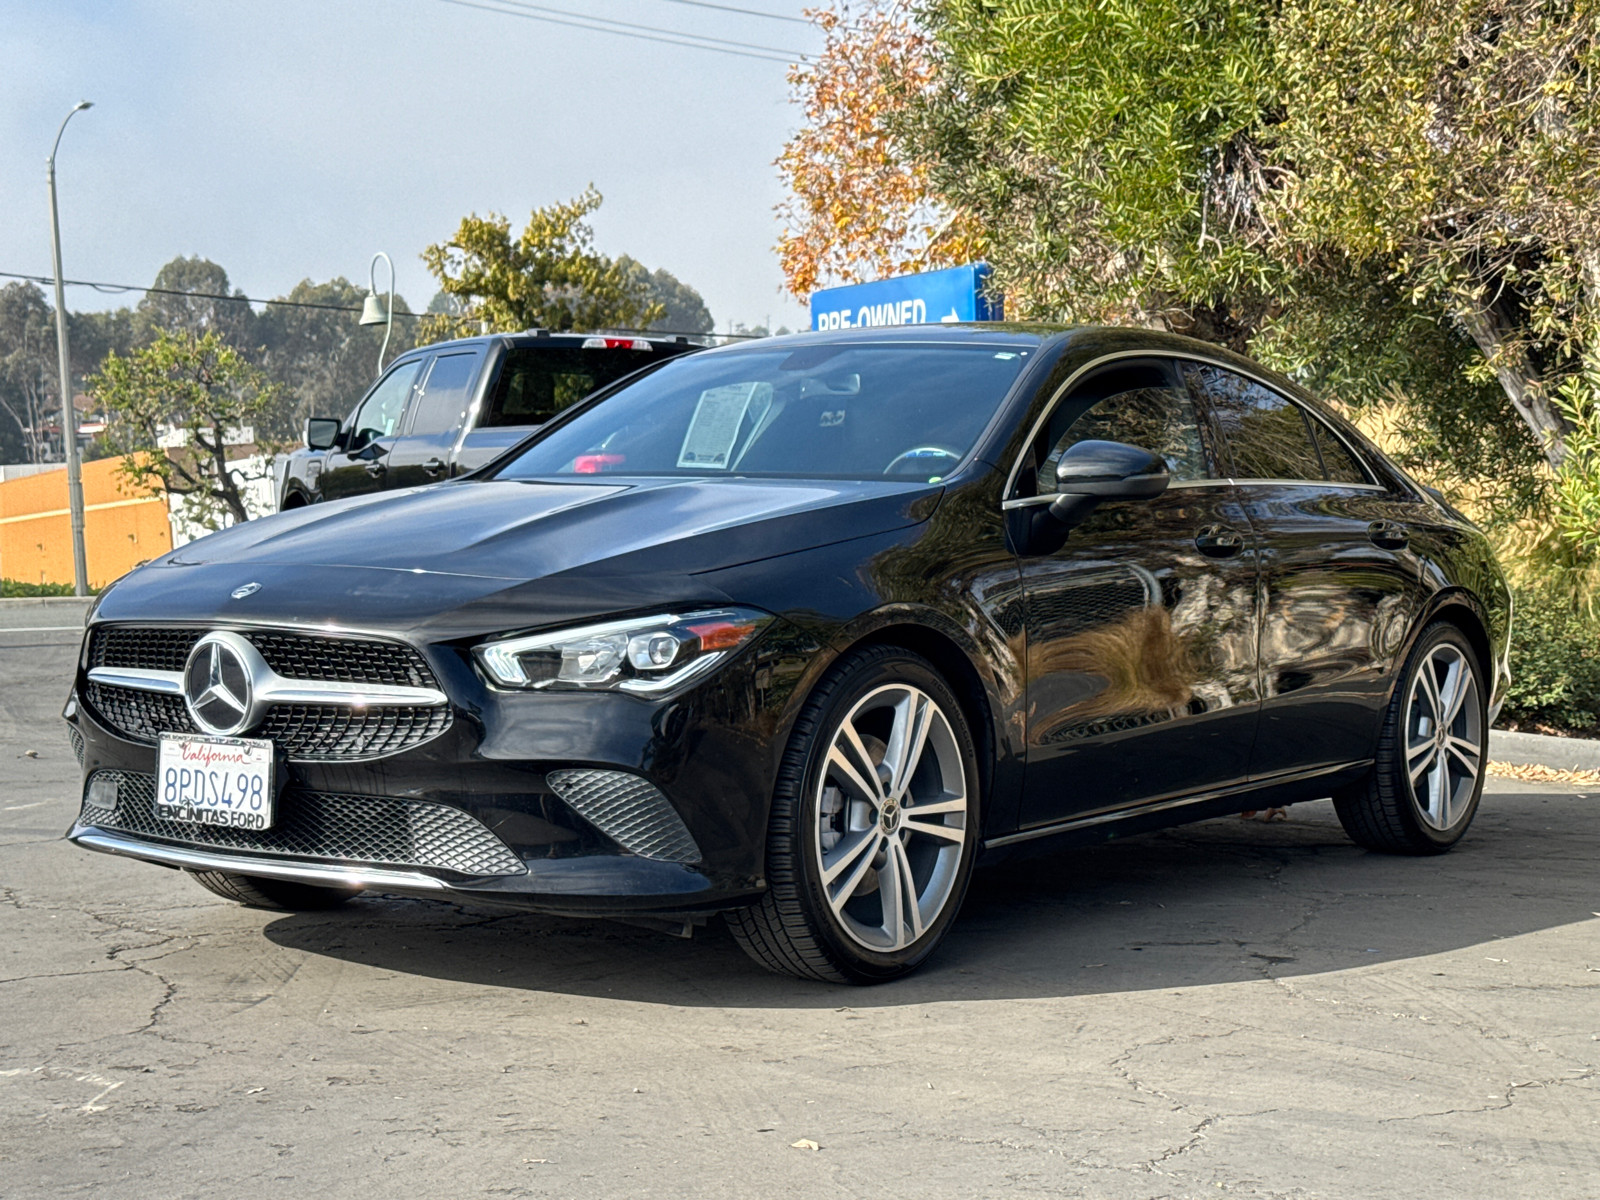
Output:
491,342,1032,483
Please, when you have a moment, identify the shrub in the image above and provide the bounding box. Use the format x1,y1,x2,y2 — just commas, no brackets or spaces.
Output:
0,579,88,597
1500,585,1600,734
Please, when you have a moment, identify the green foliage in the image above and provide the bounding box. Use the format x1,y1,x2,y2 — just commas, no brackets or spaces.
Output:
91,330,287,529
419,189,665,341
0,282,59,464
1500,585,1600,732
902,0,1600,468
618,258,715,335
0,579,95,597
255,278,416,435
1548,359,1600,559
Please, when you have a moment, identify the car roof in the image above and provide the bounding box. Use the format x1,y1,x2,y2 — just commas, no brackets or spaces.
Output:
394,330,702,358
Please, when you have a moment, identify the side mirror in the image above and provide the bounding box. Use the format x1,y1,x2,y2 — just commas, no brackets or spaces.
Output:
305,417,341,451
1046,440,1170,527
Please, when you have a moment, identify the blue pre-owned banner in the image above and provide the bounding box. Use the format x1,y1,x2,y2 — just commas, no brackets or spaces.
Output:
810,263,1001,331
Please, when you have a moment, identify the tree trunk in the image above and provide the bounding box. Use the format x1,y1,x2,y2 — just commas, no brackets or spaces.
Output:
1456,305,1570,470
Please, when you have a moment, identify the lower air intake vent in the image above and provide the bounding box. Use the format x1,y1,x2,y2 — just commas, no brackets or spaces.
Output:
82,770,525,878
545,769,701,863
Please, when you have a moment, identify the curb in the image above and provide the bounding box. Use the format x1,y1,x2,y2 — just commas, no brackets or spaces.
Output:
0,596,92,631
1489,728,1600,773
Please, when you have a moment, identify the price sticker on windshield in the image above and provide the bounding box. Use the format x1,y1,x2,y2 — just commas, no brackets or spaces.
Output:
677,382,769,470
156,733,275,830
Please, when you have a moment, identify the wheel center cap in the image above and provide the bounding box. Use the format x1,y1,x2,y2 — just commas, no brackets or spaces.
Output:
881,799,901,831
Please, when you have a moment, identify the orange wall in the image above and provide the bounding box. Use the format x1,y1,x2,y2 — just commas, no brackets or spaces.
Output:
0,458,173,588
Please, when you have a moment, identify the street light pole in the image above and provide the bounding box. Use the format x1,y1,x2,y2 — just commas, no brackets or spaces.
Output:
359,252,395,378
47,100,93,597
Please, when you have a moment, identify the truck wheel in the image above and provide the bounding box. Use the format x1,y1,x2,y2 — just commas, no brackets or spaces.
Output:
727,645,979,984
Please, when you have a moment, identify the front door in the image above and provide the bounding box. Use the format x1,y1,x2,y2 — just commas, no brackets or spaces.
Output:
1183,362,1425,776
320,358,425,501
1016,360,1261,830
384,349,482,490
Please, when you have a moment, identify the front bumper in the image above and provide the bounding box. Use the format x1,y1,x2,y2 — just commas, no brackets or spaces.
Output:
64,617,821,917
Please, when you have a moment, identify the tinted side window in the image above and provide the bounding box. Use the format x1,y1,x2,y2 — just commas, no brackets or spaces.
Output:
348,360,423,449
483,347,655,428
1184,364,1323,482
408,351,480,436
1038,366,1210,492
1307,415,1372,485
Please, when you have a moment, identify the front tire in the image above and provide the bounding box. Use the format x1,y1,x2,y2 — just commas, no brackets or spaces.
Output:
728,645,980,983
1333,621,1487,854
187,869,362,911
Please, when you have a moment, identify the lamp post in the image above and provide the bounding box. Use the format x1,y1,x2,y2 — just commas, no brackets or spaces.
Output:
360,252,395,378
47,100,93,597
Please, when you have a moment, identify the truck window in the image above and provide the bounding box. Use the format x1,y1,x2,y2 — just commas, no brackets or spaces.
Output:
481,346,655,428
408,351,480,435
347,360,423,449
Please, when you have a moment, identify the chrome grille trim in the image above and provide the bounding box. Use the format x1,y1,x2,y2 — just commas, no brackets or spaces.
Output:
85,664,445,708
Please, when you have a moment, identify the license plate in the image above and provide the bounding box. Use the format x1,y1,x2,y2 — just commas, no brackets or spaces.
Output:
156,734,275,829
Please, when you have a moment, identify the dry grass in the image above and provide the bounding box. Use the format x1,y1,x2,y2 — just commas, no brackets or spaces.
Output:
1487,760,1600,786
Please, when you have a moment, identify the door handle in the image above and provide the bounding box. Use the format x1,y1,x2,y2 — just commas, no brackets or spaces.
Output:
1195,525,1246,558
363,460,386,478
422,457,447,478
1368,520,1409,549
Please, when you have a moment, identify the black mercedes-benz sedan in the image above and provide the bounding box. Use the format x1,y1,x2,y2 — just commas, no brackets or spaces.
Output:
65,325,1511,983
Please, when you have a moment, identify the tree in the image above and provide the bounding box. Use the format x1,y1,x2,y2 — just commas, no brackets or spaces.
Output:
136,256,256,347
775,1,983,299
255,278,416,437
418,189,664,340
92,330,287,529
896,0,1600,474
0,283,60,464
618,258,715,334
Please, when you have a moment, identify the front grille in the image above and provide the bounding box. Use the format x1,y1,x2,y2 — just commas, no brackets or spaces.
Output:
260,704,452,760
83,770,525,878
86,681,195,741
90,627,201,673
245,632,434,687
545,768,701,863
67,724,85,767
84,625,452,761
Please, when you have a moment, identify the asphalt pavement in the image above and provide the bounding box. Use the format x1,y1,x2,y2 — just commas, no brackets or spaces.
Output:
3,621,1597,1199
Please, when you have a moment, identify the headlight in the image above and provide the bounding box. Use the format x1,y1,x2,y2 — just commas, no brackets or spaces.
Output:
474,607,772,694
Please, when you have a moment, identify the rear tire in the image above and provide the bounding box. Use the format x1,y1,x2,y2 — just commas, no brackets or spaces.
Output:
187,869,361,911
727,645,980,984
1332,621,1487,855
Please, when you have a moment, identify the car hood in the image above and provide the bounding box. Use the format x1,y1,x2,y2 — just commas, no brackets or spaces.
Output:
95,477,942,635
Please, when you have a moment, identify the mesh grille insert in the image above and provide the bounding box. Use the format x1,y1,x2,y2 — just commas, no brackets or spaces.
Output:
546,768,701,863
83,770,525,877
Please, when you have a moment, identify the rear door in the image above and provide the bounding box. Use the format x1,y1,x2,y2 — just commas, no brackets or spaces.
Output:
1014,358,1261,830
383,348,483,489
1182,362,1425,777
319,358,426,501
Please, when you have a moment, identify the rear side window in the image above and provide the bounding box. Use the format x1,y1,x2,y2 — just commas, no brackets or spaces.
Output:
1307,415,1372,485
408,351,480,436
1184,364,1324,482
482,346,656,428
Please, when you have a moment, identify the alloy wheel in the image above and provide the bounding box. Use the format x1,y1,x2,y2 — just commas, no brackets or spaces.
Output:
812,684,969,952
1404,643,1483,831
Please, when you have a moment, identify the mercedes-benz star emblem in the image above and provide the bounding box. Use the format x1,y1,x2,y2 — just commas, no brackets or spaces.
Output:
230,582,262,599
182,633,257,736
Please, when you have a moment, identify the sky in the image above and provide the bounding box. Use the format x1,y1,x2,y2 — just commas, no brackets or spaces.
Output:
0,0,818,332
